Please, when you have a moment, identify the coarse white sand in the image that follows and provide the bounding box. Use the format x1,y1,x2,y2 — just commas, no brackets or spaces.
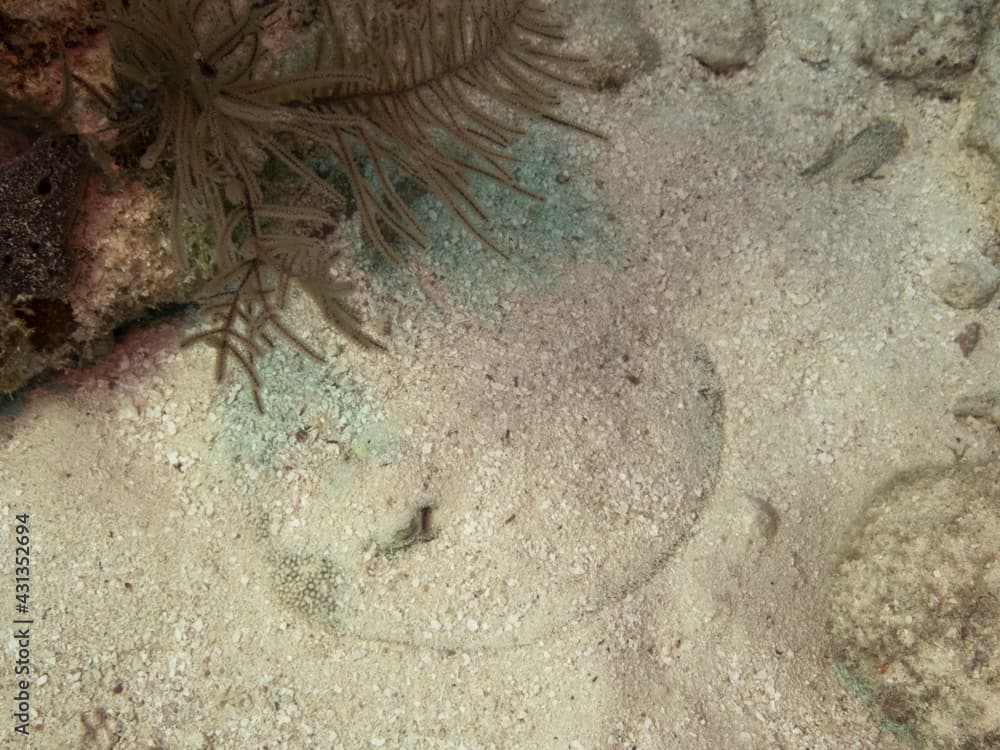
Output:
2,2,999,748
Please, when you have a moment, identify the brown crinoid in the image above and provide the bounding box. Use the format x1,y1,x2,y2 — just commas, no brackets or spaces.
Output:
97,0,596,410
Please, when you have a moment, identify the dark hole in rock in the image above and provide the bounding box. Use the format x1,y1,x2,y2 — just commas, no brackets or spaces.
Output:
16,298,76,352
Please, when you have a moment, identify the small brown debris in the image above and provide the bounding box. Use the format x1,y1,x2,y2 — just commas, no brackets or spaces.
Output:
954,322,981,357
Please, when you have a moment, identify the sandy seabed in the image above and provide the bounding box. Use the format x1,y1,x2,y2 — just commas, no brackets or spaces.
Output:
3,1,1000,748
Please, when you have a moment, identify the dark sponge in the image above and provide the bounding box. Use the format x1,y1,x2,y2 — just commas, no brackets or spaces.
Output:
0,133,87,298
